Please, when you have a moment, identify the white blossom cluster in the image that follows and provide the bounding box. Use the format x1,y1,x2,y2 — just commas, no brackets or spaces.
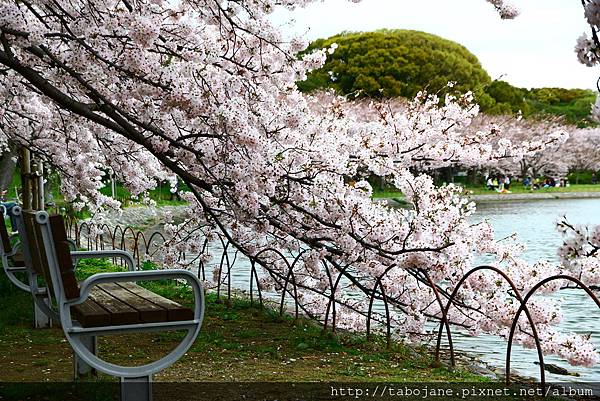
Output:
485,0,519,19
575,34,600,67
585,0,600,28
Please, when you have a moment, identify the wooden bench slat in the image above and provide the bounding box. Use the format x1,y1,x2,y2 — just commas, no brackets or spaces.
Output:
10,252,25,267
70,284,193,328
0,209,12,254
71,297,111,327
118,282,194,322
88,287,140,326
98,283,168,323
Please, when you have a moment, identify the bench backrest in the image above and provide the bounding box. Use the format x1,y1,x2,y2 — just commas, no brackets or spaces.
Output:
0,206,12,254
22,211,80,301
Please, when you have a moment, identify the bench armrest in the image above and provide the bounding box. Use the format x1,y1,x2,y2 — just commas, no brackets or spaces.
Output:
8,240,21,257
66,270,204,319
70,250,136,271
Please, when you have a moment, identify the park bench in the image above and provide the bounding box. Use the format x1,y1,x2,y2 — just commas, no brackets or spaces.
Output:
5,206,139,329
17,208,204,401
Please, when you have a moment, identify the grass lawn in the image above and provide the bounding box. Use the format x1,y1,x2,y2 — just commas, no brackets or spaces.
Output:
464,184,600,196
1,259,569,400
0,259,485,384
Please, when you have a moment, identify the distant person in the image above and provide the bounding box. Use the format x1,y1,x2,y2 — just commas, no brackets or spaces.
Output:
169,180,182,201
504,176,511,191
543,178,556,188
486,177,494,190
593,172,598,185
523,177,532,188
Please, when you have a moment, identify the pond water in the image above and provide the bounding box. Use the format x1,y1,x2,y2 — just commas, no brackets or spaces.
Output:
199,198,600,382
462,198,600,382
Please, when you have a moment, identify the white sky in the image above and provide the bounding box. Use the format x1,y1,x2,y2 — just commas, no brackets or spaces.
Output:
270,0,600,90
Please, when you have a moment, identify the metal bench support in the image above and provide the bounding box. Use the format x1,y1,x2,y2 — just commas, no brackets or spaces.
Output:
74,335,97,378
121,376,152,401
34,295,52,328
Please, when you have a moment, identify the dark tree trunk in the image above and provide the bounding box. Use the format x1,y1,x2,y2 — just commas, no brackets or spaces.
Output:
520,160,528,181
0,144,17,196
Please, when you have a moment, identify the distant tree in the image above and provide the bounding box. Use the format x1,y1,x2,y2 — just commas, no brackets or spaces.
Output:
298,30,492,99
483,80,529,115
562,128,600,183
300,31,596,126
525,88,597,127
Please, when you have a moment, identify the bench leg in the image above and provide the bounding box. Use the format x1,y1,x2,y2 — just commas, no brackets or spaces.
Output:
74,336,97,379
121,375,152,401
34,296,52,328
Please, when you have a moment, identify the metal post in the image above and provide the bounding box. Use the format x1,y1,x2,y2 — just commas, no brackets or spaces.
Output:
20,149,31,209
34,296,52,328
121,376,152,401
31,161,39,210
37,162,44,210
74,336,97,378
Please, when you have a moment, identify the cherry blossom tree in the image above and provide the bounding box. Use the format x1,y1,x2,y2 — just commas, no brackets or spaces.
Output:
458,115,600,185
0,0,598,367
494,117,572,181
562,127,600,182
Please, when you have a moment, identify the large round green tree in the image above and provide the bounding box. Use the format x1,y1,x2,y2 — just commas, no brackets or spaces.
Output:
298,29,492,99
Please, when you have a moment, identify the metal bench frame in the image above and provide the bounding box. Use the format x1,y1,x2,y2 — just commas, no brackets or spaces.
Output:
27,209,204,401
0,205,29,292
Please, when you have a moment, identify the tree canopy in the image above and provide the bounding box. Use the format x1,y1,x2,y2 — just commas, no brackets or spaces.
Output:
298,30,492,99
300,30,596,126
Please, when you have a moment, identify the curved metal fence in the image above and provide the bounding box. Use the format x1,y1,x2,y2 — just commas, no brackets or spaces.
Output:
66,216,600,390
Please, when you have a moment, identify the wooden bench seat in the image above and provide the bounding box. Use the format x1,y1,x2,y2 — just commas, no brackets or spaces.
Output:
72,282,193,327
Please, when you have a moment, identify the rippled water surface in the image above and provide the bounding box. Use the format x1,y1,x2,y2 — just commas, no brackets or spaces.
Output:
465,198,600,381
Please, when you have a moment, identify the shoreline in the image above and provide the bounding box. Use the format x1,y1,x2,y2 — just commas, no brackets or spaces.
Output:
376,191,600,207
466,191,600,203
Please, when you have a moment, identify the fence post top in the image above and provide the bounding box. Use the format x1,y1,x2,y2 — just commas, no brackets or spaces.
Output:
35,210,49,224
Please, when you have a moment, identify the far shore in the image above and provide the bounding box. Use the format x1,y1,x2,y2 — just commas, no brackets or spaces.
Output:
374,189,600,207
467,191,600,203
